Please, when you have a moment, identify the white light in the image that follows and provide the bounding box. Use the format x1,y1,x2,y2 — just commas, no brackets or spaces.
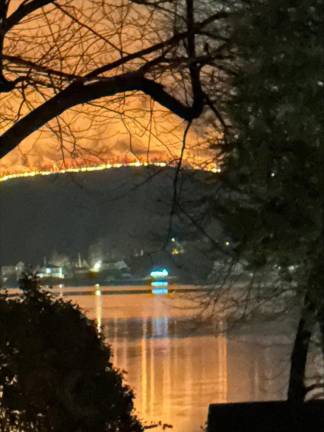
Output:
92,260,102,272
225,241,230,246
150,269,169,279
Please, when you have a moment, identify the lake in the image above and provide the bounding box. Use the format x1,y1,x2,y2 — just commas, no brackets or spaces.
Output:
62,285,295,432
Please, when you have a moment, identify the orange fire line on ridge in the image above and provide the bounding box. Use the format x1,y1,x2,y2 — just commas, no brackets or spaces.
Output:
0,161,219,183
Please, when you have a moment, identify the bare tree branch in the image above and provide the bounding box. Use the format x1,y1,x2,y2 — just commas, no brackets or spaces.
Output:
0,70,205,158
0,0,233,162
5,0,54,31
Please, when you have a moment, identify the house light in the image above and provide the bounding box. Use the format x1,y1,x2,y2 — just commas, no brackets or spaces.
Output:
92,260,102,272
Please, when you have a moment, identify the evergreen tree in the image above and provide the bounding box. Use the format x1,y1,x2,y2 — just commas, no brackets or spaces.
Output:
219,0,324,402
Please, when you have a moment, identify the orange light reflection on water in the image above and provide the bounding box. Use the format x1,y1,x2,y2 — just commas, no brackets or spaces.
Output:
64,287,290,432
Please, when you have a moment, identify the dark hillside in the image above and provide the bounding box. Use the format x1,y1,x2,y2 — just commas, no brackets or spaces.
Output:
0,166,219,268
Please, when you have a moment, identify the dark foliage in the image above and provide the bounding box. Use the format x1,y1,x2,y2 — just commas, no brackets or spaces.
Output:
214,0,324,402
222,0,324,273
0,274,143,432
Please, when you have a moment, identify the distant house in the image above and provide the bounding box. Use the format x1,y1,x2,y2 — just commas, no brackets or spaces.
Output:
38,264,64,279
1,261,25,279
1,265,16,277
90,259,131,279
105,260,129,272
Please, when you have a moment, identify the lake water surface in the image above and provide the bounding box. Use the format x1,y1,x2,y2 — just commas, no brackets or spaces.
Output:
63,285,295,432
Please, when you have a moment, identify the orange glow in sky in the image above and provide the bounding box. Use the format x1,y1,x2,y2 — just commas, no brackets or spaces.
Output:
0,107,219,180
1,1,221,179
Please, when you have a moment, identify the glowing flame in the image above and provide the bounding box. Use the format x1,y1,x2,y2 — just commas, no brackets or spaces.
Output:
0,158,219,183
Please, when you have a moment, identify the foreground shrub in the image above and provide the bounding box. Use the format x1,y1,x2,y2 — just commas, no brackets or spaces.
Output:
0,274,143,432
